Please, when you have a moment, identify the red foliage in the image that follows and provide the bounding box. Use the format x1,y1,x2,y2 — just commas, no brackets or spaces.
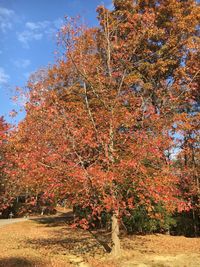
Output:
8,0,199,234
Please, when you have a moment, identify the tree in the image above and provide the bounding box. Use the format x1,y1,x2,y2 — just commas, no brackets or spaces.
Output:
173,48,200,235
0,117,10,212
11,0,199,255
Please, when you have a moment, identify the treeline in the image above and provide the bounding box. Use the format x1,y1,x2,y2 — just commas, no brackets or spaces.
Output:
0,0,199,255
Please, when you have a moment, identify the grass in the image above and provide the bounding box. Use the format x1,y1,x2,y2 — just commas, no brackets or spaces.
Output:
0,212,199,267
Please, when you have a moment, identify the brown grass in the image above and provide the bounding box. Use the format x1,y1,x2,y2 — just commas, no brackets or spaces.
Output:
0,213,199,267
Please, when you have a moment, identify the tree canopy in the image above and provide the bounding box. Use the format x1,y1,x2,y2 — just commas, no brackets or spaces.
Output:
2,0,200,253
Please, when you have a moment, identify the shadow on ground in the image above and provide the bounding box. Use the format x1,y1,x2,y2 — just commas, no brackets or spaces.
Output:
28,211,111,256
30,210,74,227
0,257,37,267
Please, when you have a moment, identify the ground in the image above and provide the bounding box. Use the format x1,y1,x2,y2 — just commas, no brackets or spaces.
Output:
0,212,199,267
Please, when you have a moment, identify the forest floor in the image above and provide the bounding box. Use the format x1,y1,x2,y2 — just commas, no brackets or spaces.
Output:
0,211,199,267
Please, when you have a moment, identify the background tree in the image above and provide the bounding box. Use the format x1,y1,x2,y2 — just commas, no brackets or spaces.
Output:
0,117,10,213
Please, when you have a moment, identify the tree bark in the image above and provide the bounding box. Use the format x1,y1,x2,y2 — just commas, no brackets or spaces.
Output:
111,212,121,257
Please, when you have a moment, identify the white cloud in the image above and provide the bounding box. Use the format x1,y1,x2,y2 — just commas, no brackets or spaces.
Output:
0,7,15,32
0,7,13,16
0,67,9,84
13,59,31,68
17,18,63,48
17,31,43,48
25,20,50,30
25,22,40,30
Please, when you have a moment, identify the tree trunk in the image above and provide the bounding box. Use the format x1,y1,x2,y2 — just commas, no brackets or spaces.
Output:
192,205,197,237
111,212,121,257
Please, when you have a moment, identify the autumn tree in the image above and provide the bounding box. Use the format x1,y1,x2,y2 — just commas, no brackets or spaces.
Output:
173,47,200,235
11,0,199,255
174,112,200,236
0,117,10,212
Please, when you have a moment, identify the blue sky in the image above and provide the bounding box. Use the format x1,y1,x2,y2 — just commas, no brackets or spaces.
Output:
0,0,113,123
